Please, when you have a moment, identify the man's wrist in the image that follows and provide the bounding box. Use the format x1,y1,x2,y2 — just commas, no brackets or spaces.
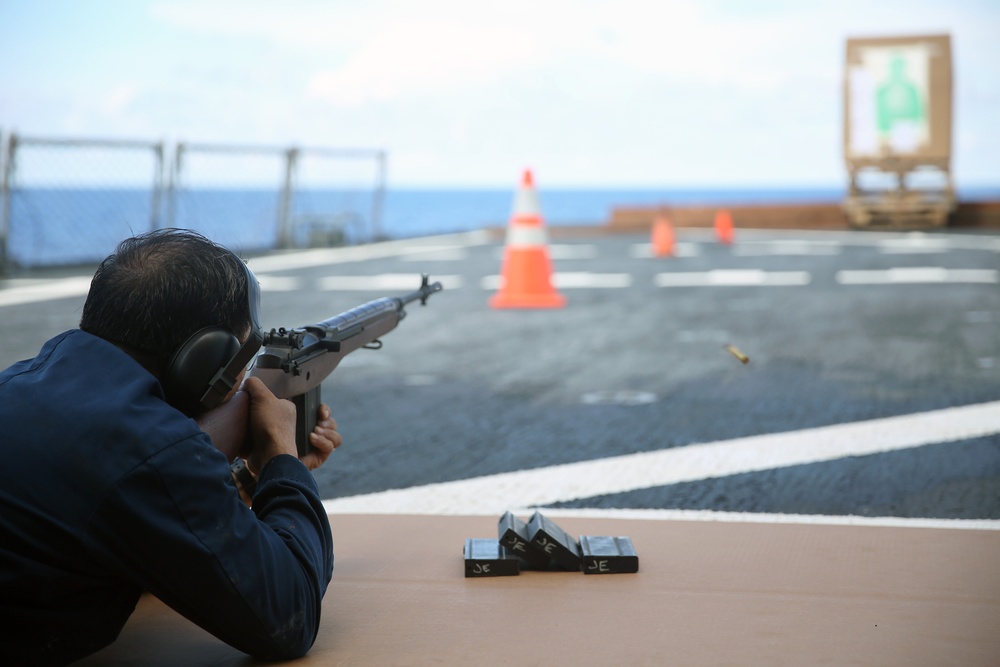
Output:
229,458,257,504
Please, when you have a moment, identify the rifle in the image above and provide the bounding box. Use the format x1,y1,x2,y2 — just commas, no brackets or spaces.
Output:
198,274,443,461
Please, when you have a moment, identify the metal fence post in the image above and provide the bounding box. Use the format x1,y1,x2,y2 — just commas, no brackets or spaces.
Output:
166,143,184,229
150,141,165,231
0,133,15,274
371,149,387,242
277,147,299,248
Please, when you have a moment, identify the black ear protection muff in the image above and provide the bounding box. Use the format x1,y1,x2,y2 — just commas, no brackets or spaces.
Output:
162,258,264,412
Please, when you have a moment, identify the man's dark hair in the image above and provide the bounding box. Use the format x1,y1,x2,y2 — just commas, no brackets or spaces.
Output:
80,229,252,363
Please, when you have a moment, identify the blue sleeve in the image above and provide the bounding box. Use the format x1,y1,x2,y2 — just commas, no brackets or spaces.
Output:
86,438,333,660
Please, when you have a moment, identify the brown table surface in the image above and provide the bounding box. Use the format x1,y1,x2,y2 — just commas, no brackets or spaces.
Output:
79,513,1000,666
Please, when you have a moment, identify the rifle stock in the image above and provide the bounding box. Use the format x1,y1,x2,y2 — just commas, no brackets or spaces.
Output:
197,390,249,461
197,275,442,460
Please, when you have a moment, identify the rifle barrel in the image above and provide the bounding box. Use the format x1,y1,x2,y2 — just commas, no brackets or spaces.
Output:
395,274,444,308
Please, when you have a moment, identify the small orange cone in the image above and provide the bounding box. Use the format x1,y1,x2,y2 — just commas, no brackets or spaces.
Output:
651,214,676,257
714,209,734,244
489,169,566,309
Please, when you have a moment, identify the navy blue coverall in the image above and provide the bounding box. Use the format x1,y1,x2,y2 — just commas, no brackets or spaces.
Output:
0,330,334,665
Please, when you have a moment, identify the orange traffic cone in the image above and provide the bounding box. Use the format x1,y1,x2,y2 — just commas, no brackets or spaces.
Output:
489,169,566,309
651,214,676,257
714,209,734,244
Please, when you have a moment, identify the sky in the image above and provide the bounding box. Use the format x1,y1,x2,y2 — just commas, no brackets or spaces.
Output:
1,0,998,189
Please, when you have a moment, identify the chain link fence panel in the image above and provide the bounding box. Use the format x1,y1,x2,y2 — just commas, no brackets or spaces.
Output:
0,135,385,272
1,136,163,268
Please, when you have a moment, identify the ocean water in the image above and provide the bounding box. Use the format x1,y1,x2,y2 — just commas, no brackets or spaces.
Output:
4,184,997,268
380,186,847,237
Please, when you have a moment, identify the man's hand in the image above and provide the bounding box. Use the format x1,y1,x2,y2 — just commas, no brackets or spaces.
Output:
243,376,298,474
301,404,342,471
242,377,342,475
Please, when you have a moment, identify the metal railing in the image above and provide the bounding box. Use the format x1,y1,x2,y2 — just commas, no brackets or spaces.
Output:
0,132,386,272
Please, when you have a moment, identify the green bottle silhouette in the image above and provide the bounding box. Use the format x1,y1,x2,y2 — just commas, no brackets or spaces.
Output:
876,54,925,135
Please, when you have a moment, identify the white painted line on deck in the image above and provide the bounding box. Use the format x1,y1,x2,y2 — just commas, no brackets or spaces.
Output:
878,237,953,254
493,244,598,261
247,231,492,272
529,508,1000,530
399,247,469,261
629,242,700,258
0,277,92,308
481,272,631,290
554,272,631,288
319,274,463,291
734,241,841,256
655,270,811,287
549,244,599,260
704,229,1000,253
322,400,1000,516
836,268,999,284
256,275,303,292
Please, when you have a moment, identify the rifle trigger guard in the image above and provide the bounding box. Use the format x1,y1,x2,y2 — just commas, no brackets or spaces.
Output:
363,339,383,350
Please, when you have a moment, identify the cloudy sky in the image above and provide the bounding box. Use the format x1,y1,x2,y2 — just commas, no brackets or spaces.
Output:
1,0,998,188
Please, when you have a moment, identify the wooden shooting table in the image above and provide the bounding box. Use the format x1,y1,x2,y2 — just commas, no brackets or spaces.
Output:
79,513,1000,666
